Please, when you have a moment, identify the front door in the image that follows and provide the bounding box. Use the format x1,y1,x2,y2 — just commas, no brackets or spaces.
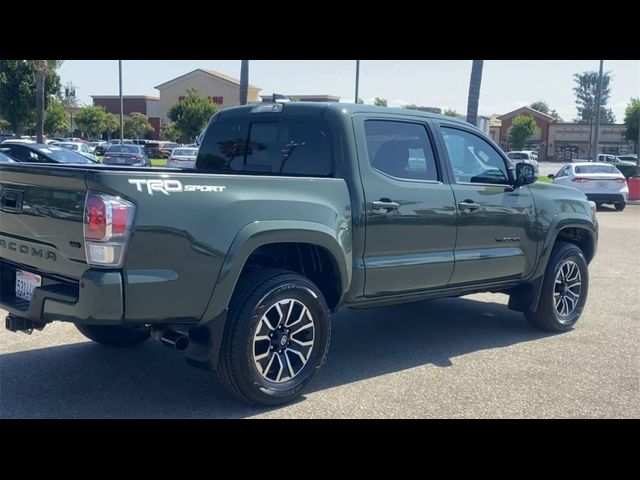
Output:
356,116,457,296
438,124,537,285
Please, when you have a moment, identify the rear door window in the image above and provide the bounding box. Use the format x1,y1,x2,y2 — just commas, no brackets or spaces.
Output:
196,116,333,176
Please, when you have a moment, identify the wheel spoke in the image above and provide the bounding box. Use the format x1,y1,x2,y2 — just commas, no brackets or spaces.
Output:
286,305,308,328
287,347,309,364
262,314,277,331
291,337,314,347
254,350,270,361
261,353,277,377
274,353,285,382
291,321,313,336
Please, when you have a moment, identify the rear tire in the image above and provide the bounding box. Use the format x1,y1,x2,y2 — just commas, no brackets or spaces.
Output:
75,324,150,348
525,242,588,332
615,201,626,211
217,268,331,407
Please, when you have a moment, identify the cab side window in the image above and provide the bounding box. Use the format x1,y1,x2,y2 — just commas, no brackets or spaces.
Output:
364,120,439,181
441,127,510,185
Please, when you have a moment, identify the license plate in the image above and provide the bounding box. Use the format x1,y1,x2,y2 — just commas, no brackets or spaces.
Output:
15,270,42,301
116,158,126,164
597,181,607,188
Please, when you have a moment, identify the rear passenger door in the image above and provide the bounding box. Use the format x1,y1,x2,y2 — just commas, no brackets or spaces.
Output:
354,115,457,296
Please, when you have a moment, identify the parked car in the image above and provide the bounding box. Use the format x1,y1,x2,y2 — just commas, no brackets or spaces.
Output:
506,151,539,174
548,162,628,211
521,149,538,161
2,138,36,144
0,143,97,164
109,139,134,145
90,141,110,156
102,144,151,166
58,142,98,162
616,154,638,165
168,147,198,168
157,141,180,159
0,103,599,407
597,153,635,166
0,151,16,163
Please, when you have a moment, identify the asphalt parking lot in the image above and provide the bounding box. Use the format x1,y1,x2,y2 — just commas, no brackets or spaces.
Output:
1,205,638,419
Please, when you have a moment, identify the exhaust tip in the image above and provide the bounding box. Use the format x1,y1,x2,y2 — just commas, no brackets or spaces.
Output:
159,330,189,351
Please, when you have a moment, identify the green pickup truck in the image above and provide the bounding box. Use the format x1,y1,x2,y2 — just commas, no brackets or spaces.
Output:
0,103,598,406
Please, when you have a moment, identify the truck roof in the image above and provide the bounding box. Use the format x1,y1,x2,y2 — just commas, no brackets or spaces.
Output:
219,102,474,127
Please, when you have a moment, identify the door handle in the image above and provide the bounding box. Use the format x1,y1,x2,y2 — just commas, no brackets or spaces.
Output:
372,199,400,211
458,200,481,212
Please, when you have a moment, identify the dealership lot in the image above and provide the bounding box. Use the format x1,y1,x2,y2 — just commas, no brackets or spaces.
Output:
0,205,638,419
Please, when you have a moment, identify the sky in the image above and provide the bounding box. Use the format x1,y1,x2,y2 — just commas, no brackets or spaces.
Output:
57,60,639,122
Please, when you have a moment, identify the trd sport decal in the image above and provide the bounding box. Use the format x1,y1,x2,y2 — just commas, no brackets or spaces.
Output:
128,179,226,196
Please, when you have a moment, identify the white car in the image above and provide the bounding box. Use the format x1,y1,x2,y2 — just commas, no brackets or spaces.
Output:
168,147,198,169
597,153,635,167
58,142,98,162
549,162,628,211
506,151,539,174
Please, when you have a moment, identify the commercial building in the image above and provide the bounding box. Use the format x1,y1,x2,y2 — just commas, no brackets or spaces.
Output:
155,69,261,129
489,106,635,161
92,95,160,140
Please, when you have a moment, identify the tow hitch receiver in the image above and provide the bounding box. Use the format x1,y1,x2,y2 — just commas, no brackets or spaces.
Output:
5,314,46,334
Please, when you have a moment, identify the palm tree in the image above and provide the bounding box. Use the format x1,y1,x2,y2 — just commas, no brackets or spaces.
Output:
239,60,249,105
35,60,47,143
35,60,63,143
466,60,484,127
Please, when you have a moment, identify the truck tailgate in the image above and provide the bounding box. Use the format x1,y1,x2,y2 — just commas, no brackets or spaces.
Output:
0,164,88,279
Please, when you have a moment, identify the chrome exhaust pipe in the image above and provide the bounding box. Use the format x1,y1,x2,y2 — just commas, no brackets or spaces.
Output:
159,329,189,351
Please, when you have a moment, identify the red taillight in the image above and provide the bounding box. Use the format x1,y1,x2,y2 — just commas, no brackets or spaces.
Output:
84,192,135,267
616,178,626,184
85,195,107,240
572,177,590,183
131,155,141,161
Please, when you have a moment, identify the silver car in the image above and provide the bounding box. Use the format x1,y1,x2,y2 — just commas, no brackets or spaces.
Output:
168,147,198,169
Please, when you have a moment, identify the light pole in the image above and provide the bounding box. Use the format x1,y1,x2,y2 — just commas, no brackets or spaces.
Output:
355,60,360,104
591,60,604,162
119,60,124,145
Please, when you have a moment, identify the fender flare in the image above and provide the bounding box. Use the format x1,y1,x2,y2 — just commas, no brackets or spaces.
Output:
185,220,351,369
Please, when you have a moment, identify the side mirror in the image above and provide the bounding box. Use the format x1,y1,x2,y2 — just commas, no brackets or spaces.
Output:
515,162,537,186
547,174,555,180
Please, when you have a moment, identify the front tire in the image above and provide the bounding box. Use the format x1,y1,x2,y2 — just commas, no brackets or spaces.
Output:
217,269,331,407
525,242,588,332
75,324,150,347
615,201,626,211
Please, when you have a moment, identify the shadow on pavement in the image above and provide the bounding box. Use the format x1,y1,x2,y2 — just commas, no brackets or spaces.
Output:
0,297,553,418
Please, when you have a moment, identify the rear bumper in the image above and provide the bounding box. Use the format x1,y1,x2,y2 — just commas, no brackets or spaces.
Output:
585,193,626,203
0,259,124,325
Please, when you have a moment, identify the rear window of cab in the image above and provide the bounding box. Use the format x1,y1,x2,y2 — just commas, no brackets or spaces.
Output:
196,115,333,177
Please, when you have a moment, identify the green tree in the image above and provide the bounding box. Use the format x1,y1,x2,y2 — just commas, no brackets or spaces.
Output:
168,88,217,142
44,99,70,136
508,114,537,150
75,105,107,139
443,108,459,117
403,104,418,110
466,60,484,126
530,100,562,121
124,112,154,139
374,97,388,107
0,117,9,131
0,60,61,135
161,122,182,141
573,71,615,123
103,113,119,140
356,97,364,104
622,98,639,143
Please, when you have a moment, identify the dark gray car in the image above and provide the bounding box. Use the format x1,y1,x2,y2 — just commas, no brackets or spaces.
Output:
103,145,151,166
